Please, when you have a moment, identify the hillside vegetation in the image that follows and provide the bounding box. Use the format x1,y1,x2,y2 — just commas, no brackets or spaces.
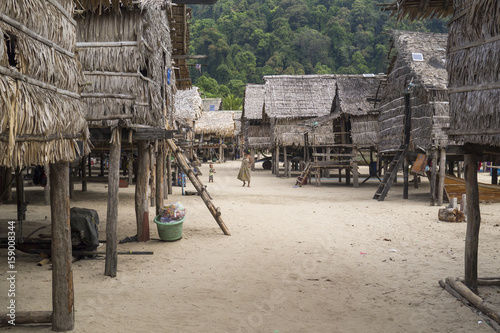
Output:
189,0,447,107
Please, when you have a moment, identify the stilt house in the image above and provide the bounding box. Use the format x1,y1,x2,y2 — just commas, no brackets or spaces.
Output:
263,75,337,178
381,0,500,309
194,111,236,162
298,75,381,187
242,84,271,166
0,0,89,329
376,30,449,202
76,0,175,264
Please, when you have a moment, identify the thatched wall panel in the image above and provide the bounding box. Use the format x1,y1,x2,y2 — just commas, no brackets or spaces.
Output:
1,0,76,50
78,46,145,73
174,87,202,122
351,115,379,148
248,137,271,148
243,84,265,120
0,22,83,92
248,124,270,137
76,11,139,43
0,75,88,168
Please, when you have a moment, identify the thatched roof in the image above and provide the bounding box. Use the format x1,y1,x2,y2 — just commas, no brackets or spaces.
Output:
264,75,336,119
380,0,453,21
77,2,173,129
335,75,381,116
389,30,448,90
194,111,235,137
201,98,222,111
174,87,202,122
243,84,265,120
76,0,169,12
0,0,89,168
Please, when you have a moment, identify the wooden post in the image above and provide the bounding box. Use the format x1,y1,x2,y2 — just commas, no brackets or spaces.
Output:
69,168,74,199
50,162,74,331
284,146,288,178
150,146,156,207
105,129,121,278
250,148,256,171
81,157,87,192
275,146,280,177
167,152,172,195
403,154,409,199
135,141,150,242
15,168,26,223
338,169,342,183
100,153,105,177
457,161,462,178
413,172,418,189
438,147,446,206
352,147,358,188
128,152,133,185
346,167,351,185
44,164,50,205
464,153,480,292
430,149,438,206
88,154,92,178
324,147,331,178
156,148,164,216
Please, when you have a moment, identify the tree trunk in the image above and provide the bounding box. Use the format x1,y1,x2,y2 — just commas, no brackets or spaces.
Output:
464,153,480,292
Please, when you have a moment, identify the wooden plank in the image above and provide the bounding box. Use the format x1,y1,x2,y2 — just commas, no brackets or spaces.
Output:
0,311,52,326
105,129,121,277
438,148,446,206
464,154,480,292
442,174,500,203
76,41,138,48
50,162,74,331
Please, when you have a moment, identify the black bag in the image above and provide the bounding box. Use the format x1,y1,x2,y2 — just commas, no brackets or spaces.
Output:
70,207,99,250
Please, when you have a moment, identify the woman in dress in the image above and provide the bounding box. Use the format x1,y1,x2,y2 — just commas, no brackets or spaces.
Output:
237,150,253,187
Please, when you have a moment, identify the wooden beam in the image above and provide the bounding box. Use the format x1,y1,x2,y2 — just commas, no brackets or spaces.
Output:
76,41,138,48
0,65,79,99
0,12,75,58
105,129,121,277
135,141,150,242
50,162,74,331
81,93,135,100
0,311,52,326
464,153,480,292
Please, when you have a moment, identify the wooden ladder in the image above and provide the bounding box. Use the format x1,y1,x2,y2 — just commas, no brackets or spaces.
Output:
373,144,408,201
295,162,311,187
166,139,230,235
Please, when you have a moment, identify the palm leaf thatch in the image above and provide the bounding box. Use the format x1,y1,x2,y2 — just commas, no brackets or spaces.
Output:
233,110,242,136
174,87,202,123
0,0,89,168
381,0,500,148
243,84,265,120
76,1,172,129
378,30,449,153
264,75,336,147
194,111,235,137
242,84,271,148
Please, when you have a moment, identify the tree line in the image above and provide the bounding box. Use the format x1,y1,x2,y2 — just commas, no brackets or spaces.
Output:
189,0,447,109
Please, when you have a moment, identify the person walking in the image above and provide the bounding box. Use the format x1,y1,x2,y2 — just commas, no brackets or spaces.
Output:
237,150,253,187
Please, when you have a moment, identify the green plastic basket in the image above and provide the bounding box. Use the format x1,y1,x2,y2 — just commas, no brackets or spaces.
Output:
154,215,184,241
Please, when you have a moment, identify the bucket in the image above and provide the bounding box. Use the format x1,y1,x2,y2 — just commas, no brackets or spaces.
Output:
154,215,184,241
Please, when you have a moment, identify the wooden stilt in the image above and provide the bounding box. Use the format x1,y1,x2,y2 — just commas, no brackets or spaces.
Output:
100,153,105,177
250,148,255,171
128,152,133,185
464,153,480,292
0,311,52,326
284,146,288,178
430,149,438,206
352,147,358,188
105,129,121,278
167,152,172,195
15,168,26,223
81,157,87,192
50,162,74,331
438,147,446,206
156,147,164,216
88,154,92,178
275,146,280,177
150,146,156,207
69,169,74,199
413,172,418,189
135,141,150,242
403,154,409,199
44,164,50,206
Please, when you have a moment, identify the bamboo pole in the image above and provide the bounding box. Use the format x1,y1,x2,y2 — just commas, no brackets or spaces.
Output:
44,164,50,205
352,147,358,188
430,149,438,206
284,146,288,178
135,141,150,242
167,152,172,195
0,311,52,326
150,146,156,207
128,152,133,185
50,162,74,331
166,139,230,236
105,129,121,277
403,154,409,199
464,154,480,292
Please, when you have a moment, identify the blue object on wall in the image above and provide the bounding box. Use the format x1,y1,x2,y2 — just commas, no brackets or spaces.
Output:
167,68,171,85
210,105,215,111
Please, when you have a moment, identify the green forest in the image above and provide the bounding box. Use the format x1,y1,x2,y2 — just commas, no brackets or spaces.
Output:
188,0,447,108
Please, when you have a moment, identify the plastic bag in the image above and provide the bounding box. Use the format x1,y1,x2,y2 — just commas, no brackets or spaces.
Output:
159,202,186,222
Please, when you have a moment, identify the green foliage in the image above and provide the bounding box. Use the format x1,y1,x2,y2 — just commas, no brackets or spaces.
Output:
190,0,448,98
222,94,243,110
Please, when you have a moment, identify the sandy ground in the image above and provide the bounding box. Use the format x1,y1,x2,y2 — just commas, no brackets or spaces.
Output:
1,160,500,332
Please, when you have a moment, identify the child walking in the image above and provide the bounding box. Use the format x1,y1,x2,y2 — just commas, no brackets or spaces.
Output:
209,164,216,183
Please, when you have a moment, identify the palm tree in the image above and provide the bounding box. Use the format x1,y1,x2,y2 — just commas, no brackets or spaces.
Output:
222,94,243,110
